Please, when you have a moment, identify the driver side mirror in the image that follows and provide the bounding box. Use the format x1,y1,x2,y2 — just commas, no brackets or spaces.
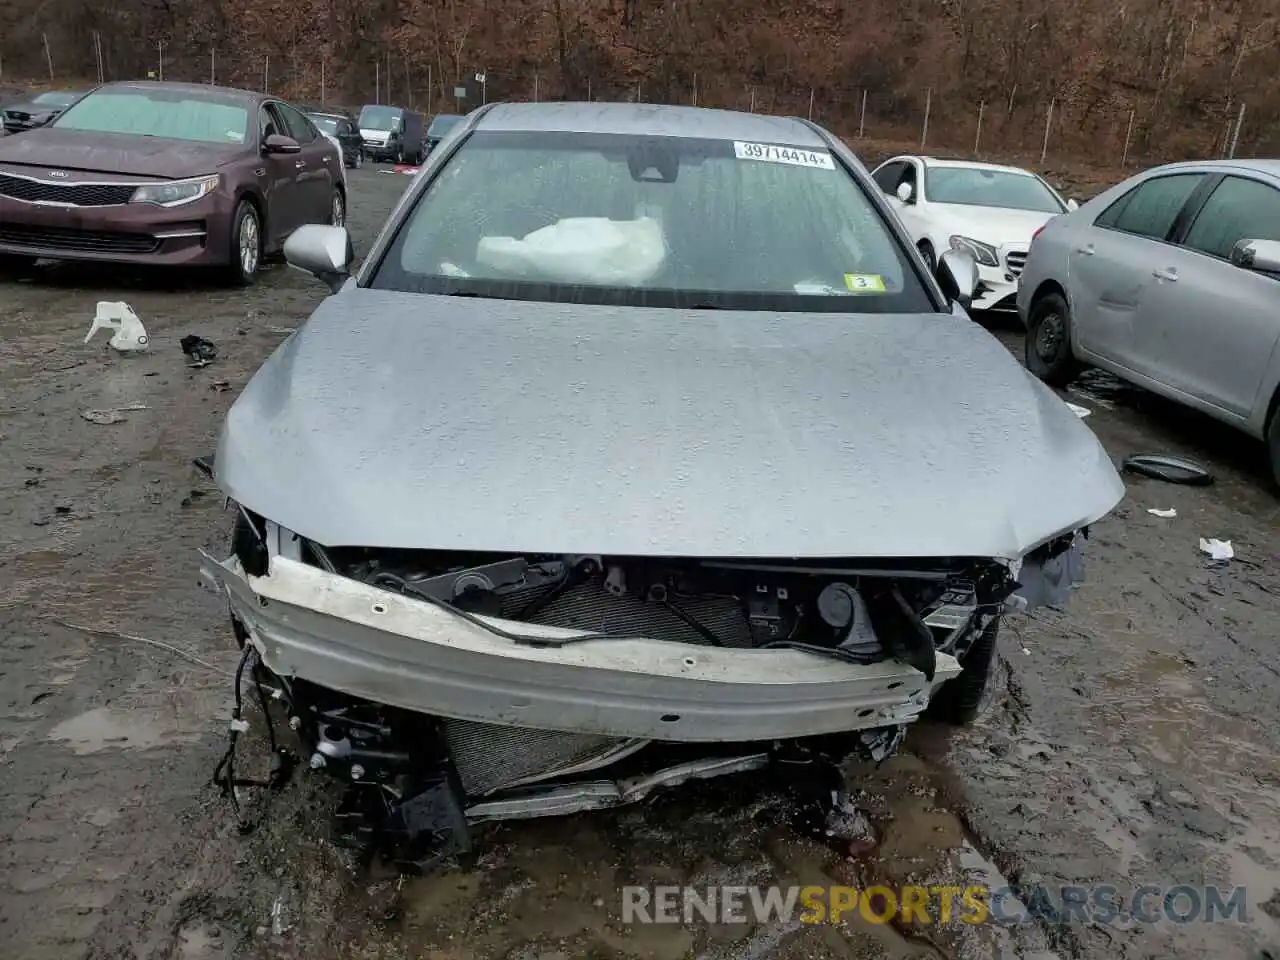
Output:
1066,198,1080,211
284,224,355,294
896,181,915,204
937,248,979,310
1230,238,1280,274
263,133,301,155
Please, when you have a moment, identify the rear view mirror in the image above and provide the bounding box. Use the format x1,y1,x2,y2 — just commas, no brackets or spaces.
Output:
937,248,979,309
896,181,914,204
263,134,301,155
1066,198,1079,211
1231,238,1280,274
284,224,354,294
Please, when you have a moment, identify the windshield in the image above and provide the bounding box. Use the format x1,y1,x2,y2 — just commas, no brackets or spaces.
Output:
925,167,1065,213
359,106,401,130
34,92,77,107
371,131,934,313
53,90,250,144
310,115,340,134
428,115,461,137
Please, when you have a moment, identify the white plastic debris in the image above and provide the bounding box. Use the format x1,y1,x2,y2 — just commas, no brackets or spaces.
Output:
476,216,666,286
1066,402,1091,418
84,301,150,352
81,403,148,424
1199,538,1234,561
1147,507,1177,518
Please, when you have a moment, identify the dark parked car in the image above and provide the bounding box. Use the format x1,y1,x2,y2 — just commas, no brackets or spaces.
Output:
357,104,425,163
2,90,85,134
306,110,364,169
425,113,463,154
0,81,346,286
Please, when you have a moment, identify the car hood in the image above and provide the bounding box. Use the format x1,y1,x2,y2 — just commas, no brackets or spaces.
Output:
930,205,1060,249
0,127,245,178
3,101,58,116
214,290,1124,559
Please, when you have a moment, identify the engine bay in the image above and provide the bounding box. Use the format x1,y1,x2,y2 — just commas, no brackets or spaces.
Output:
287,542,1023,681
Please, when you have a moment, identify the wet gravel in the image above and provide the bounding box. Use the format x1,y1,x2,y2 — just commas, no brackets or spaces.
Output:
2,168,1280,960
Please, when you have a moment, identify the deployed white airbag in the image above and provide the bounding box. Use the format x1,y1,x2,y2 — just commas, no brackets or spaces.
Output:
476,216,666,285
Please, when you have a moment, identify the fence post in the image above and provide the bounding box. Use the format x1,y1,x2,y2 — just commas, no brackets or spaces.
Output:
1228,101,1246,158
750,86,756,112
42,33,53,80
859,89,867,138
974,100,985,156
921,87,931,149
427,64,432,113
1121,108,1135,166
1040,98,1055,163
375,60,379,104
210,46,216,85
807,88,815,120
158,42,164,81
692,73,698,107
320,55,325,103
264,54,270,94
534,70,539,102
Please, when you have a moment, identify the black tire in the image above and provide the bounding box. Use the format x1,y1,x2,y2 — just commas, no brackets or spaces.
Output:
927,616,1000,725
330,188,346,228
224,199,261,287
918,241,936,274
1025,291,1080,386
1266,405,1280,491
0,253,36,278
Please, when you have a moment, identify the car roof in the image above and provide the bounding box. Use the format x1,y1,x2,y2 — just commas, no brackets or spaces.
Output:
919,156,1038,176
95,80,262,102
1140,157,1280,177
474,101,828,147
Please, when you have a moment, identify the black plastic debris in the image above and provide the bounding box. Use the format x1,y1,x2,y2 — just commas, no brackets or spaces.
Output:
181,335,218,367
1121,454,1214,486
191,455,215,479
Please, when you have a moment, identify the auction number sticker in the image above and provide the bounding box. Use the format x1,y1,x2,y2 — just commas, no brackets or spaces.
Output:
733,141,835,170
844,273,887,293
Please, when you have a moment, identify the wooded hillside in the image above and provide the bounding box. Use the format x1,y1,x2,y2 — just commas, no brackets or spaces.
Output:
3,0,1279,163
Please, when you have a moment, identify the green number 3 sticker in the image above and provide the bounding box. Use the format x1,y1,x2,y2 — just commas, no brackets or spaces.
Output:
844,273,887,293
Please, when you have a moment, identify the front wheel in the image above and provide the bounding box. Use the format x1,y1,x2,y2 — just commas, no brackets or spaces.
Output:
926,616,1000,726
0,253,37,278
223,200,261,287
330,188,346,228
1025,291,1080,386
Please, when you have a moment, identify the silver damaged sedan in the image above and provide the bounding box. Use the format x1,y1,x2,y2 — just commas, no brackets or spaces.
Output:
1018,159,1280,483
199,102,1123,864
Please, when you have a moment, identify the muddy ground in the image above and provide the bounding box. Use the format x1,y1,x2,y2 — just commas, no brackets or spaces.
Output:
2,167,1280,960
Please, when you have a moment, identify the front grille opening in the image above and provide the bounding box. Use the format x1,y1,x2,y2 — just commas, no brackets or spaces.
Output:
0,174,136,207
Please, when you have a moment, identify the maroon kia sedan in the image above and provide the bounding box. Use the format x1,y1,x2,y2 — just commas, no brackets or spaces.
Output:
0,81,346,286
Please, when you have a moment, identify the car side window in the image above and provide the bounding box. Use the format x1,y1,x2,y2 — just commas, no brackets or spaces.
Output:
275,102,316,144
873,161,905,194
1182,176,1280,260
258,105,281,143
1097,173,1203,240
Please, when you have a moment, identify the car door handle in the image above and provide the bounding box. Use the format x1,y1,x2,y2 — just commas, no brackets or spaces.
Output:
294,160,306,169
1075,244,1095,256
1152,267,1178,281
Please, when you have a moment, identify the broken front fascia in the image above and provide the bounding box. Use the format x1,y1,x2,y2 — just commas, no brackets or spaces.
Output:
198,548,964,743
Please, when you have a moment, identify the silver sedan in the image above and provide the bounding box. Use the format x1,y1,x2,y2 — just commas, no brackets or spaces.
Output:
1017,159,1280,482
